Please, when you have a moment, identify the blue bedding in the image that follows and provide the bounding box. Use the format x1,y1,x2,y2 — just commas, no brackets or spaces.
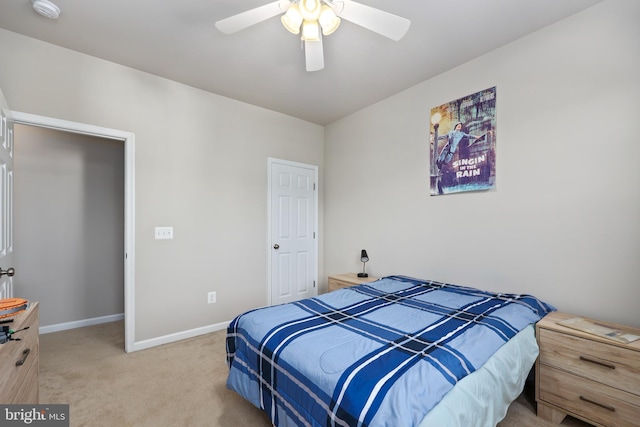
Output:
226,275,555,427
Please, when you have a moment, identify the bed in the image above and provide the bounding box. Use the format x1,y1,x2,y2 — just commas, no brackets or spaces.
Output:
226,275,555,426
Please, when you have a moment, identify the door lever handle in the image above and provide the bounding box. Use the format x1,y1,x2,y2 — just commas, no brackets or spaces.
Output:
273,244,280,250
0,267,15,277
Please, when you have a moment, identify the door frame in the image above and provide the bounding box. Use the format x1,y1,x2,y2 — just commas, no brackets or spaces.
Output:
11,110,136,353
267,157,318,306
0,90,15,299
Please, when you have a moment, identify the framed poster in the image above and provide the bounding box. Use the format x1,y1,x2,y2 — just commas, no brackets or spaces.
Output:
429,86,496,196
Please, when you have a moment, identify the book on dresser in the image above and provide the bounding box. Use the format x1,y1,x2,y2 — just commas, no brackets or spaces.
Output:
557,316,640,344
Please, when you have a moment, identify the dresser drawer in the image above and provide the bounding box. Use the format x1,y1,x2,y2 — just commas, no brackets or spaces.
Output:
539,328,640,393
539,366,640,427
13,356,39,404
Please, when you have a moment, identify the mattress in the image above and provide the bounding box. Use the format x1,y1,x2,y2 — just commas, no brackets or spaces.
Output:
418,323,538,426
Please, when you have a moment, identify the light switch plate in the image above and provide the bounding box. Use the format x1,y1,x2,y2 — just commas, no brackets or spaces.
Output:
154,227,173,240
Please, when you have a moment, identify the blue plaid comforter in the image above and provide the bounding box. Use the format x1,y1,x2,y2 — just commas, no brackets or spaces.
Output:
226,276,555,427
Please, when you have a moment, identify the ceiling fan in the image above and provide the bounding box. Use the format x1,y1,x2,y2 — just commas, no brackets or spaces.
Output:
215,0,410,72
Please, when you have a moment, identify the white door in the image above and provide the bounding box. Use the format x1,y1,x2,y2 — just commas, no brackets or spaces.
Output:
269,159,318,305
0,89,15,299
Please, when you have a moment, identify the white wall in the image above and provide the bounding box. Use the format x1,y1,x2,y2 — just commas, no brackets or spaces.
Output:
1,0,638,345
0,28,325,342
14,125,125,326
324,0,640,328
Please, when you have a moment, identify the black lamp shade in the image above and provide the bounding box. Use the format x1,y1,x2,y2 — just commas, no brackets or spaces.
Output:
358,249,369,277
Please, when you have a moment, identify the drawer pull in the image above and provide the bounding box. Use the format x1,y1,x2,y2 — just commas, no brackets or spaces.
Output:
579,355,615,369
579,395,615,412
15,348,30,366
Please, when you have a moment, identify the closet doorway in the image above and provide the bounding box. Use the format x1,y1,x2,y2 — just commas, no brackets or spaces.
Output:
11,112,136,352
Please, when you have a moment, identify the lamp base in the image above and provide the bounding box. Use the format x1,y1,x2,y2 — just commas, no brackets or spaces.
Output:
357,273,368,278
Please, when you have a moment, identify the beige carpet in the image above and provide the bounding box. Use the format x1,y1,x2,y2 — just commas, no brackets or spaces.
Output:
39,321,591,426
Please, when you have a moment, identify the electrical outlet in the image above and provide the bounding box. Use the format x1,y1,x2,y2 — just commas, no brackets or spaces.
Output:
208,291,217,304
154,227,173,240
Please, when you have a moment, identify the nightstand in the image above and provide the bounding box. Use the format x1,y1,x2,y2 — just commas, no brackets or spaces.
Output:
535,311,640,426
328,273,379,292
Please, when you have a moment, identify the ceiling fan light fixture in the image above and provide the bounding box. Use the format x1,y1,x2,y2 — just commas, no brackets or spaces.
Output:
281,4,303,34
301,20,320,41
319,5,340,36
215,0,411,72
299,0,321,21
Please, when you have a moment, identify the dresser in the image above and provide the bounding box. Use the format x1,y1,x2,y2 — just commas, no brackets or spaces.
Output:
328,273,379,292
535,311,640,427
0,302,39,404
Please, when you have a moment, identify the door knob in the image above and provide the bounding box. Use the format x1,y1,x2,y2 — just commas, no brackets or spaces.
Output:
0,267,15,277
273,244,280,250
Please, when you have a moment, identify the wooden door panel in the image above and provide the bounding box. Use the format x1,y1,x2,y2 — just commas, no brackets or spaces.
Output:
270,160,316,305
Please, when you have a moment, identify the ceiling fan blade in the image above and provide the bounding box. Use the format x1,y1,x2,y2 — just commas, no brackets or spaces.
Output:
215,1,290,35
337,0,410,41
305,37,324,72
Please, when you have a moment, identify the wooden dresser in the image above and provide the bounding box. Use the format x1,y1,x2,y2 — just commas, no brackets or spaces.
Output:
0,302,39,404
328,273,379,292
535,311,639,426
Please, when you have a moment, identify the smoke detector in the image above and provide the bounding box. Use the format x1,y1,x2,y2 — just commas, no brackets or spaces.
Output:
32,0,61,19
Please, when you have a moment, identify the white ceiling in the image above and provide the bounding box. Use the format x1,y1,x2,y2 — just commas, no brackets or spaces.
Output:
0,0,602,125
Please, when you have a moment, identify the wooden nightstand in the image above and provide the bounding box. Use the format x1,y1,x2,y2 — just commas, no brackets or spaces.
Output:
0,302,39,404
535,311,640,426
328,273,379,292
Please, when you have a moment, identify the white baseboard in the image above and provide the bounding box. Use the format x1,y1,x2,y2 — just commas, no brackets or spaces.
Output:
39,313,125,334
39,313,230,353
130,321,230,352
